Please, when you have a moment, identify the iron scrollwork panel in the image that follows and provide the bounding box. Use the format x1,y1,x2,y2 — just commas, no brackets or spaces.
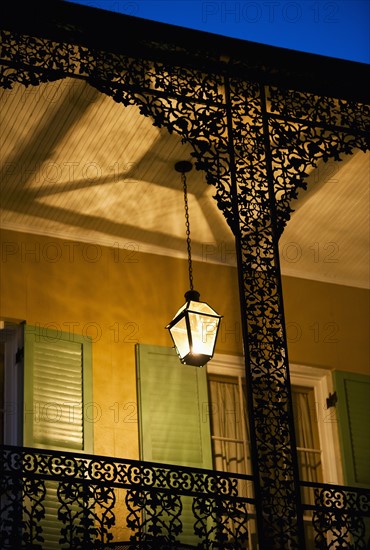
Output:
192,495,249,547
267,87,370,235
224,75,370,548
0,449,47,548
1,446,253,549
57,481,116,548
124,466,250,547
299,482,370,549
1,473,46,548
126,490,183,543
313,486,370,549
0,29,233,234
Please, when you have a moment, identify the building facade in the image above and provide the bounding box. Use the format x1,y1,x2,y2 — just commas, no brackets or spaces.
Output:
1,1,369,548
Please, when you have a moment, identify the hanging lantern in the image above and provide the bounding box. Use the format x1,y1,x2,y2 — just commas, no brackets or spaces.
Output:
166,161,222,367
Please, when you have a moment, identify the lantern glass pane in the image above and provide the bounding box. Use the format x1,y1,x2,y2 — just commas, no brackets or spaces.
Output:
169,316,189,358
188,301,218,316
172,302,188,319
188,312,220,356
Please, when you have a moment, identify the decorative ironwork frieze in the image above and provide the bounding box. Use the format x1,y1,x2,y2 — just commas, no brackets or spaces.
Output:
266,86,370,235
268,87,370,133
2,447,370,549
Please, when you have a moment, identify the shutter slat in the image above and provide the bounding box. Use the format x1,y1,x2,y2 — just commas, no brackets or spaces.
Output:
33,382,83,394
34,355,82,367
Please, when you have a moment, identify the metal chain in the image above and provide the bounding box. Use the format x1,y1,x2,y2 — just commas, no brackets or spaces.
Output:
182,172,194,291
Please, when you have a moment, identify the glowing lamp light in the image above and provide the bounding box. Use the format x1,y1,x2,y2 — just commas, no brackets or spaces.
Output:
166,161,222,367
167,289,222,367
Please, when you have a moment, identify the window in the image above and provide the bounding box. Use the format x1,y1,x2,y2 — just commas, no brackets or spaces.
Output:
136,346,343,486
21,324,93,548
1,322,93,548
208,356,344,549
289,364,343,485
207,374,250,476
136,343,211,469
291,385,323,484
207,355,342,486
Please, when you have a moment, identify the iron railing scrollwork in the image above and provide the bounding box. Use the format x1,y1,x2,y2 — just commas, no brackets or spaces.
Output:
2,446,370,549
0,445,253,549
300,480,370,549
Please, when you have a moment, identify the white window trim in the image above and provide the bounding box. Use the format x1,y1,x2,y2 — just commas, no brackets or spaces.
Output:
207,354,343,485
207,353,246,378
289,363,343,485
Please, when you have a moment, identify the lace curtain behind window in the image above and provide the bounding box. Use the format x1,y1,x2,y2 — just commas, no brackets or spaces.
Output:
208,376,251,475
208,378,323,483
209,374,325,549
292,387,323,483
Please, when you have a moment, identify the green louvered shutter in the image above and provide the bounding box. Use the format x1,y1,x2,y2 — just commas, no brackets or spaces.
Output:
24,325,93,452
136,344,212,544
136,343,212,467
23,325,93,549
333,371,370,487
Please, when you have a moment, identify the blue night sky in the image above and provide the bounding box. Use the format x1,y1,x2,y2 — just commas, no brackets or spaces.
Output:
68,0,369,64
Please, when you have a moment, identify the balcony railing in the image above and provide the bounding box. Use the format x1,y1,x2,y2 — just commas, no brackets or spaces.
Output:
0,445,254,549
300,480,370,549
2,446,370,549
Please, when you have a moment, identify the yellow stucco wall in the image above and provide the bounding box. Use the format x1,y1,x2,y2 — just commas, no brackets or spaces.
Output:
1,229,369,459
282,276,369,374
0,230,242,459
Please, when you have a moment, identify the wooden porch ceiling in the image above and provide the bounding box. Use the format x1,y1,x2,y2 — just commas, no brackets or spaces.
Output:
0,78,369,289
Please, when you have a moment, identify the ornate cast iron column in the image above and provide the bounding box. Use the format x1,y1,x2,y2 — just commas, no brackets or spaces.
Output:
223,76,306,548
1,11,369,549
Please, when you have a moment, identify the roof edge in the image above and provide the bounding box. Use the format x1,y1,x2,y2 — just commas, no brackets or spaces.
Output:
2,0,369,104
